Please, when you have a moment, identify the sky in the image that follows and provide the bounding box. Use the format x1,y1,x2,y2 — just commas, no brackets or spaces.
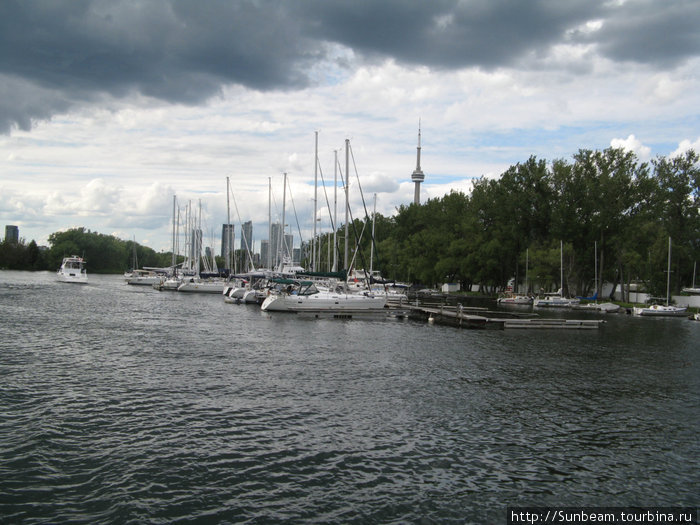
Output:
1,0,700,256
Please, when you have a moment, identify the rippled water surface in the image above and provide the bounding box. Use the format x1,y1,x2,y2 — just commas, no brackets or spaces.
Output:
1,271,698,523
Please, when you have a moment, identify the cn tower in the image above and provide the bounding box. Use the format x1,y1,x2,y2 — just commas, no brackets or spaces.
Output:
411,121,424,205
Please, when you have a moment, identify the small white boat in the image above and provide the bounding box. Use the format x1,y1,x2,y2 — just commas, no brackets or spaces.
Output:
497,292,533,305
633,304,687,317
533,290,579,308
572,301,621,313
178,278,226,294
125,269,162,286
261,281,387,312
57,255,88,284
154,275,181,291
633,238,687,317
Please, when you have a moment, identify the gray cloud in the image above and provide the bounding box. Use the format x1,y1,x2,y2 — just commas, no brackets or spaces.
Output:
2,0,699,133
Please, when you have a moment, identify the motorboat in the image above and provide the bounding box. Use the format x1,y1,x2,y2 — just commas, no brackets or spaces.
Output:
573,302,621,313
57,255,88,284
533,290,579,308
178,277,226,294
154,275,181,291
497,292,533,305
261,280,387,312
125,268,163,286
633,304,687,317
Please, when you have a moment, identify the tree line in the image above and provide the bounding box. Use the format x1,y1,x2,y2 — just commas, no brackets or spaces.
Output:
0,228,174,274
313,148,699,300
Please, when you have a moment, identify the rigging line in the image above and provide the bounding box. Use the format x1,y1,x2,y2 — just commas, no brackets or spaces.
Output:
228,177,256,271
317,158,336,232
284,176,305,256
338,155,370,286
348,143,382,277
316,159,337,270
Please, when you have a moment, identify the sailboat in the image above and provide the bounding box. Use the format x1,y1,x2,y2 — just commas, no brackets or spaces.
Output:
497,249,533,305
572,242,620,312
681,261,700,294
533,241,580,308
634,237,687,317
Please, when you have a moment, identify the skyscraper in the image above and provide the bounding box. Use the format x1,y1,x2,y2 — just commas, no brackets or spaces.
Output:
4,225,19,243
241,221,253,252
270,222,283,269
240,221,253,272
221,223,235,261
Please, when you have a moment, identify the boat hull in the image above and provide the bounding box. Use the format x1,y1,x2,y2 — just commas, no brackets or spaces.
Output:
633,305,687,317
261,292,387,312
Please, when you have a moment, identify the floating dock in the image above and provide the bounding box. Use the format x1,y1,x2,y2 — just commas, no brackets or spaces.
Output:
405,304,604,330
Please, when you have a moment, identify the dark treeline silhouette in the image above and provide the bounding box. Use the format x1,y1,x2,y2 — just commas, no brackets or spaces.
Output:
0,228,174,274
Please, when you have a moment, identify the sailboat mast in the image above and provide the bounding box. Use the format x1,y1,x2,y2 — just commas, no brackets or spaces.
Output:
171,195,177,271
226,177,231,274
312,131,318,271
594,240,598,297
197,199,202,276
560,240,564,298
666,236,672,306
370,193,376,276
525,248,529,294
268,177,272,270
332,149,338,272
344,139,350,271
278,172,287,271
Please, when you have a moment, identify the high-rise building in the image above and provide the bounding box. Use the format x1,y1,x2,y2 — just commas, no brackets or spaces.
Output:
239,221,254,272
260,240,269,269
283,234,293,261
241,221,253,252
4,225,19,243
270,222,283,269
221,224,235,260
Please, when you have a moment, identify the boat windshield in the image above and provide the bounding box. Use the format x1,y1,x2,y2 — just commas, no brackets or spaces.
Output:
298,283,319,296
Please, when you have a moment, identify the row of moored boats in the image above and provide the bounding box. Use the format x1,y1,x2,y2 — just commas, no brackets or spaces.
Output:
56,256,698,318
496,290,692,317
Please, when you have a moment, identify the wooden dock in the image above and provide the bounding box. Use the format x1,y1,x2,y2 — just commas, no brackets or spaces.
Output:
404,304,604,330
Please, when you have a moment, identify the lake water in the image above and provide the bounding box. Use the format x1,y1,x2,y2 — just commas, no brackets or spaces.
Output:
1,271,698,524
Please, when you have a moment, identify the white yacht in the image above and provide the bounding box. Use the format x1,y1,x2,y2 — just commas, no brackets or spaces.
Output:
57,255,88,284
261,281,387,312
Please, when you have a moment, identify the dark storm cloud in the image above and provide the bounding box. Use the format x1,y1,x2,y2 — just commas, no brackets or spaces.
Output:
591,0,700,66
299,0,599,68
1,0,699,134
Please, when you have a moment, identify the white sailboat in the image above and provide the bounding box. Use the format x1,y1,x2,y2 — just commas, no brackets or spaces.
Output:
261,280,386,312
681,261,700,294
534,241,579,308
634,237,687,317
